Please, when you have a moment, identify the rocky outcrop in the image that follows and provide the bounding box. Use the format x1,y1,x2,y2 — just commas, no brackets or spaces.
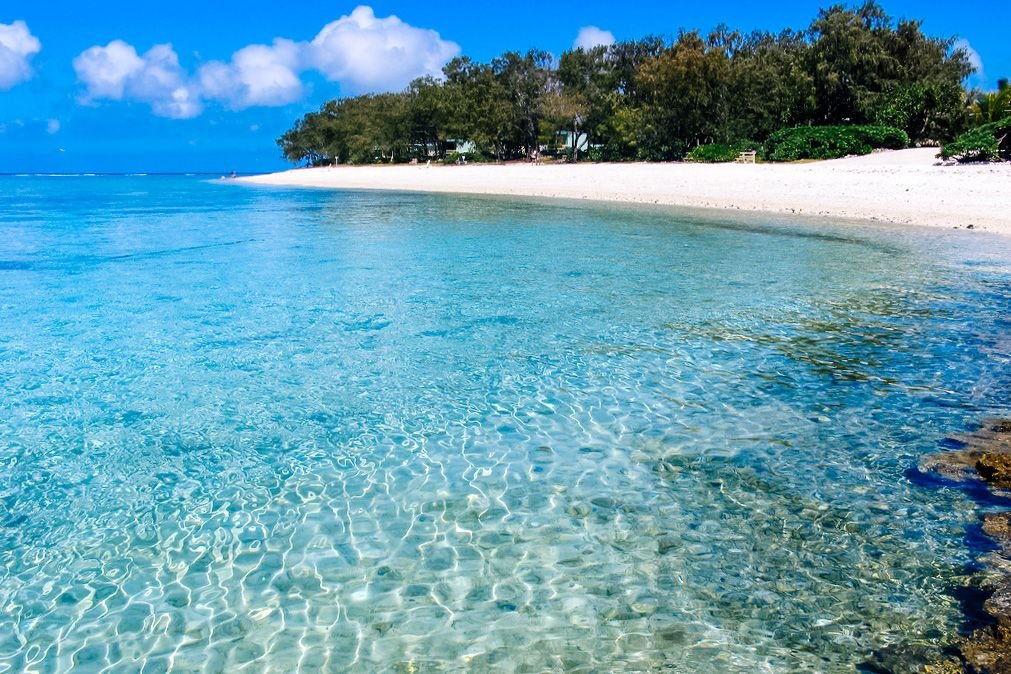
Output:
959,624,1011,673
978,455,1011,490
919,419,1011,489
984,513,1011,544
902,420,1011,673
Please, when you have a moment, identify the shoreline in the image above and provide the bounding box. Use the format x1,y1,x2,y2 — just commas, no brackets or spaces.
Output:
238,148,1011,236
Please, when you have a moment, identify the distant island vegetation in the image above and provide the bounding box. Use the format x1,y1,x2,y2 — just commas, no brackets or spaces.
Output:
278,1,1010,166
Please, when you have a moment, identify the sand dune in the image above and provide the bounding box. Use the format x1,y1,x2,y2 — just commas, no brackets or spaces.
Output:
239,149,1011,234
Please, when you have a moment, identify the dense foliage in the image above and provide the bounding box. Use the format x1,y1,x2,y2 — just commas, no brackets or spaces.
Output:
970,79,1010,125
279,2,977,166
938,79,1011,163
763,125,909,161
686,144,743,163
940,118,1011,163
686,141,759,163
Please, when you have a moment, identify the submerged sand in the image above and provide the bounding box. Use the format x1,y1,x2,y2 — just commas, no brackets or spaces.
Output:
239,148,1011,234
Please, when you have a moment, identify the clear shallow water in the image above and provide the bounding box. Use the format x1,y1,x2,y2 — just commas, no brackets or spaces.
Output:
1,176,1010,672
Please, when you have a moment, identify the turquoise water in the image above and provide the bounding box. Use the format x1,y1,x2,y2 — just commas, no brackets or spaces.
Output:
1,176,1010,672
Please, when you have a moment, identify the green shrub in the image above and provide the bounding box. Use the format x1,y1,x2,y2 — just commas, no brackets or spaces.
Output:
686,141,761,163
637,140,689,163
686,144,740,163
595,143,638,162
939,118,1011,163
441,150,495,165
763,125,910,162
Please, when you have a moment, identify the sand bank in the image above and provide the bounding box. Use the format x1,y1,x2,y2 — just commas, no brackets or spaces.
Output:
239,148,1011,234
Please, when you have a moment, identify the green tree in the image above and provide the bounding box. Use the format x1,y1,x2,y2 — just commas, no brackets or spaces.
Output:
808,2,893,123
406,76,450,158
972,79,1011,124
494,50,553,156
725,30,815,141
635,31,731,158
277,1,980,165
556,45,612,143
442,57,514,159
542,88,588,160
807,2,971,140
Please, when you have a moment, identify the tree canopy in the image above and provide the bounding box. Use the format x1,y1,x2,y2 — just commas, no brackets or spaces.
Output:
279,1,980,166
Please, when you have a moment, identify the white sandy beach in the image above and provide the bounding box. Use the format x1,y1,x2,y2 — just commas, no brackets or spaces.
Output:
239,148,1011,234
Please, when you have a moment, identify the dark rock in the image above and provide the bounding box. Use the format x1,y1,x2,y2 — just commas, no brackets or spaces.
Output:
865,643,962,673
985,579,1011,627
866,644,946,673
919,419,1011,486
920,451,985,483
952,419,1011,455
978,454,1011,489
960,623,1011,673
983,513,1011,547
922,420,1011,673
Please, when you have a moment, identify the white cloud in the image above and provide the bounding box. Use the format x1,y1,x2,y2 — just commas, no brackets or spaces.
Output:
573,26,615,51
73,40,143,99
199,39,303,108
954,39,984,82
308,6,460,93
73,41,202,118
0,20,41,90
72,5,458,118
47,119,60,134
128,44,201,118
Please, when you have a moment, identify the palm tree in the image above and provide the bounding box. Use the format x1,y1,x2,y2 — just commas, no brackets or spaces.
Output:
973,79,1011,124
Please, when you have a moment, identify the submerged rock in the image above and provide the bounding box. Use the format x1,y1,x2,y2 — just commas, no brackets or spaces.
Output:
920,451,985,483
959,623,1011,673
985,579,1011,627
954,419,1011,453
978,455,1011,490
984,513,1011,547
913,420,1011,673
866,643,961,673
919,419,1011,488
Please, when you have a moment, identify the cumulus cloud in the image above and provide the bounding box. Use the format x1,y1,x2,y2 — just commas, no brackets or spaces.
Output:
954,38,984,81
309,6,460,93
573,26,615,51
199,39,303,108
73,41,202,118
72,5,458,117
47,119,60,134
0,20,41,90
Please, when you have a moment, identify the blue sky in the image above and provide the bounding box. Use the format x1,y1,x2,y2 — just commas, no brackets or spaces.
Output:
1,1,1006,173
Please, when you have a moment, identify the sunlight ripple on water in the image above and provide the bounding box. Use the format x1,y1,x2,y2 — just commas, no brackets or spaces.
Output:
1,176,1010,672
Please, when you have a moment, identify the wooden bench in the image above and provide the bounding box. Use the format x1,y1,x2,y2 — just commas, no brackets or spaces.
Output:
735,151,757,164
